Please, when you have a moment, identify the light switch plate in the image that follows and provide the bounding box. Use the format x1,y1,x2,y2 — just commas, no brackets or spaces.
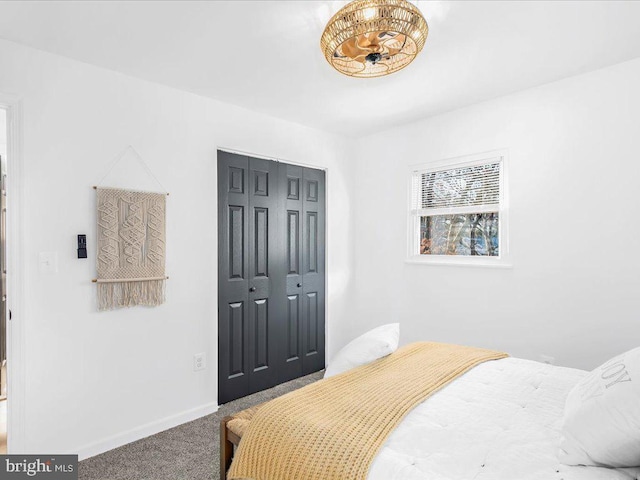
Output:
39,252,59,274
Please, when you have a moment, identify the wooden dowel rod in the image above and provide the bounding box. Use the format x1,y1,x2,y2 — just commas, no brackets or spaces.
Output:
92,276,169,283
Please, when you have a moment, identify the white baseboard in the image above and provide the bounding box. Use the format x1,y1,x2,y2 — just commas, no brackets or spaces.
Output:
76,401,219,461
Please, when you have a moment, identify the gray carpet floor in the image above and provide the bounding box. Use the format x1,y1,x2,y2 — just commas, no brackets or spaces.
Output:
79,371,324,480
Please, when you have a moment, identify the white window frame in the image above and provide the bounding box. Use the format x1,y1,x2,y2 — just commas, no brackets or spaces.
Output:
406,150,511,268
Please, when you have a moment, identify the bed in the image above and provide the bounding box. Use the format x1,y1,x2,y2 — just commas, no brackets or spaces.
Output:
221,351,640,480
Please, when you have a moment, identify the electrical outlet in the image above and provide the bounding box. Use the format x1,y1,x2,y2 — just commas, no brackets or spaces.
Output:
193,353,206,372
539,354,555,365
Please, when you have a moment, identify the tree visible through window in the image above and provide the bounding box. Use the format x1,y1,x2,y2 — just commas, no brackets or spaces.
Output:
419,213,499,256
410,157,504,260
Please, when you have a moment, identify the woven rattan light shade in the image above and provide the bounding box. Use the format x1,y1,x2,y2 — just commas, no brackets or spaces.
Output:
321,0,428,78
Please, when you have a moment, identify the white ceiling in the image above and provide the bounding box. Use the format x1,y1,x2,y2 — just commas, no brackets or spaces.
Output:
1,1,640,136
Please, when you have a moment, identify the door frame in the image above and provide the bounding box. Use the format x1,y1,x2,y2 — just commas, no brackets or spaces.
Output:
0,92,26,453
215,146,330,385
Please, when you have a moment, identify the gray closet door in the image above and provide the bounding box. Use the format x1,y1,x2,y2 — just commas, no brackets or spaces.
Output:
218,152,249,404
218,151,325,404
218,152,279,404
300,167,326,375
246,156,280,395
278,163,304,382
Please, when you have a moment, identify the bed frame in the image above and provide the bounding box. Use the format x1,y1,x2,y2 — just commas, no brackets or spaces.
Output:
220,416,240,480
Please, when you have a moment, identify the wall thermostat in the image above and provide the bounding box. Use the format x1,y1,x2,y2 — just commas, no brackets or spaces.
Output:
77,234,87,259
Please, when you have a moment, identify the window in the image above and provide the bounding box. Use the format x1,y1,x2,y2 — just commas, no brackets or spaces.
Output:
408,152,509,266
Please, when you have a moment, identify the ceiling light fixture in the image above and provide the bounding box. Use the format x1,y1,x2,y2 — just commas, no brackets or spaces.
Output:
321,0,429,78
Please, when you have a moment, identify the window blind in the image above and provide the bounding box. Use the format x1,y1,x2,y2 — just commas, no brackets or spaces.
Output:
416,161,500,210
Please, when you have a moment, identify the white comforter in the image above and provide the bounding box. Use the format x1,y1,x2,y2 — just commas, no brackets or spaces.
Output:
369,357,640,480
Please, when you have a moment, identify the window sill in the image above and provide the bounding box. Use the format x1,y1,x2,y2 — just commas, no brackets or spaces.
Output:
405,256,513,269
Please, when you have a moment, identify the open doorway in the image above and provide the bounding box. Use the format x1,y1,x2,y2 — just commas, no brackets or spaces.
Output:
0,107,7,453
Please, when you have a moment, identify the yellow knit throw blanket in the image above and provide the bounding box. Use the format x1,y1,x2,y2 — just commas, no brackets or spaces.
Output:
228,342,508,480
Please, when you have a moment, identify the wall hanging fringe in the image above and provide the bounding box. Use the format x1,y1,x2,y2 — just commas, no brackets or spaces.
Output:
97,278,165,311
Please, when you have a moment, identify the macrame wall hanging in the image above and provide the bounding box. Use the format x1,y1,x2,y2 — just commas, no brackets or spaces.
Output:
92,146,168,311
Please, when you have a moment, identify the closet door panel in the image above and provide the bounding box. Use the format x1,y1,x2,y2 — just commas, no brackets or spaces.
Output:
277,163,304,382
247,157,279,394
301,167,326,375
218,152,250,404
286,294,300,360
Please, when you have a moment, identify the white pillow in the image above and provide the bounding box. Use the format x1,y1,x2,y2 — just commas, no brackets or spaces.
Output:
559,346,640,468
324,323,399,378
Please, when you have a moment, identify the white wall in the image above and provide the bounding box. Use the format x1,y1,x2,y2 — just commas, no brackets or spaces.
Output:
0,109,6,161
0,39,356,457
353,58,640,371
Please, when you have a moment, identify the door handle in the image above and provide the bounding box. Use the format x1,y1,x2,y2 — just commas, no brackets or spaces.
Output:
249,287,256,292
297,283,302,288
